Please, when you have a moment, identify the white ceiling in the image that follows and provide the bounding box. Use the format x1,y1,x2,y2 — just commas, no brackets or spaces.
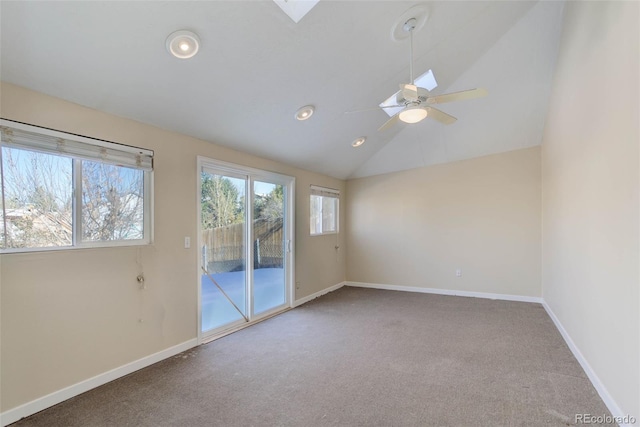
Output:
0,1,565,179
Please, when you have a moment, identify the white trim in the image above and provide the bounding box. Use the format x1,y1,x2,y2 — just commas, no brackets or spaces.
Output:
247,176,254,320
345,281,543,303
286,179,296,309
0,339,197,427
542,302,633,427
196,156,204,345
201,306,292,344
293,281,346,307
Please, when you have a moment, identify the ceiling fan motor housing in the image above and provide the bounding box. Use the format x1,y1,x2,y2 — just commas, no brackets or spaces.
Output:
397,84,428,105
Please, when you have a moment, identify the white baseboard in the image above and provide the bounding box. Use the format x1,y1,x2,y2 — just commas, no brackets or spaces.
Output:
346,281,543,304
542,303,635,427
294,281,345,307
0,338,198,427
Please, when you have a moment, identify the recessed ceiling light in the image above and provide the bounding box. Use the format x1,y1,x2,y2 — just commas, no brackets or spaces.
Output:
166,30,200,59
352,137,366,148
295,105,315,121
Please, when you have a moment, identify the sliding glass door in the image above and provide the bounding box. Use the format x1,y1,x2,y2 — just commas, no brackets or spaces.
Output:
200,171,248,332
253,180,286,315
199,159,294,339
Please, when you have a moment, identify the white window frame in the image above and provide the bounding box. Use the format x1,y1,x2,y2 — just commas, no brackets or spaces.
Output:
0,119,154,253
309,185,339,236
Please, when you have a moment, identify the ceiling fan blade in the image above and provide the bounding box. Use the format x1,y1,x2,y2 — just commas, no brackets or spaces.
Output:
426,107,457,125
400,84,419,102
378,114,400,131
426,88,488,105
345,105,403,114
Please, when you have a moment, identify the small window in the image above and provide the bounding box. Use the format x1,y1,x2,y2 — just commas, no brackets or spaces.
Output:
0,119,153,252
310,185,339,236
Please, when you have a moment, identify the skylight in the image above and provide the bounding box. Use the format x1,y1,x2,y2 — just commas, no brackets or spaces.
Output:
379,69,438,117
273,0,320,23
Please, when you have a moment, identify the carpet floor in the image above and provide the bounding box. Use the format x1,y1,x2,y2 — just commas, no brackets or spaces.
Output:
12,287,611,426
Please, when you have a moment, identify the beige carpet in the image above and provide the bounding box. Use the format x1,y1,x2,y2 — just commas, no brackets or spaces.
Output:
12,287,611,426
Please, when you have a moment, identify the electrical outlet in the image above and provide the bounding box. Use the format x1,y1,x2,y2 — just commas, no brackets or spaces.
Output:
184,237,191,249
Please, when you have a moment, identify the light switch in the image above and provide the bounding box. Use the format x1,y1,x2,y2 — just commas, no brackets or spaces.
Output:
184,237,191,249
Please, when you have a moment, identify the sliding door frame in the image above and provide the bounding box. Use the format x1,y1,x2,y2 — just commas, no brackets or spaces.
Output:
196,156,295,344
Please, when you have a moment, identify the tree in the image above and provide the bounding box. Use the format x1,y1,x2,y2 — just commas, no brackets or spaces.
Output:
1,147,72,248
1,146,144,248
81,161,144,241
254,184,283,221
201,174,243,229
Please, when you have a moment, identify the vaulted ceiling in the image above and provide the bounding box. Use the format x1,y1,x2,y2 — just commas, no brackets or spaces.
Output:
0,1,564,179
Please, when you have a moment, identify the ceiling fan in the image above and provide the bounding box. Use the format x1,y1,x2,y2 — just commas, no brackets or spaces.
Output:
352,17,488,132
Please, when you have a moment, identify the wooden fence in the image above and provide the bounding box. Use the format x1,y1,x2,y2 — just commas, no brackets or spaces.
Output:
202,218,283,273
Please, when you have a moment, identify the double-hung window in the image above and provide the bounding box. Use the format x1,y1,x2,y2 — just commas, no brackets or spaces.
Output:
0,119,153,252
309,185,339,236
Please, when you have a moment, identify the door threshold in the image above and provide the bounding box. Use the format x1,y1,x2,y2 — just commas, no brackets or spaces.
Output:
200,306,292,344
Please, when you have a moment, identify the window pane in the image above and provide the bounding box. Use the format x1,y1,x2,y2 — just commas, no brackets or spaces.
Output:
310,194,338,235
1,146,72,248
201,173,247,332
322,197,337,233
310,195,321,235
81,161,144,241
253,181,286,314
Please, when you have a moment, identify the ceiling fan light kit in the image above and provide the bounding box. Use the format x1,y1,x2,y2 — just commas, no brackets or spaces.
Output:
295,105,315,121
399,106,427,124
166,30,200,59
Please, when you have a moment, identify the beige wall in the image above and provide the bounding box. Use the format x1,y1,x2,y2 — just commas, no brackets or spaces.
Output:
541,1,639,418
3,1,638,417
0,82,346,412
346,146,541,297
